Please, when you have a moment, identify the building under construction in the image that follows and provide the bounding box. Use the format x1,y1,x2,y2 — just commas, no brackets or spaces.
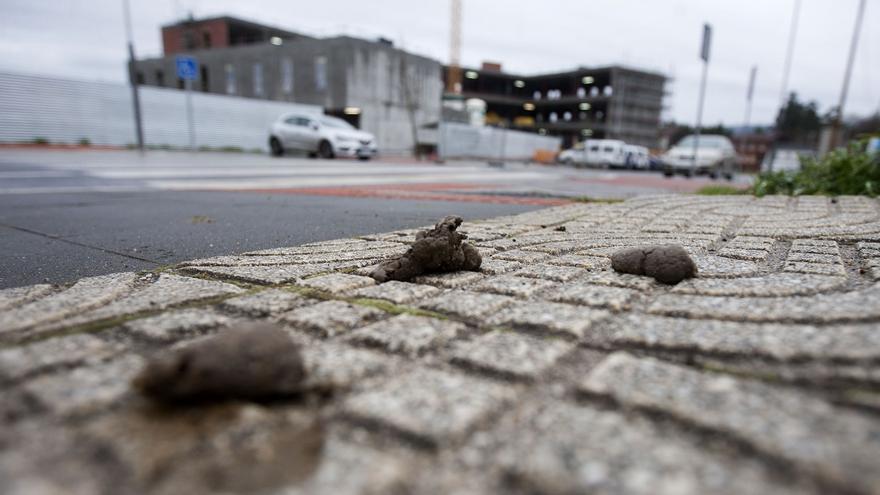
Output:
444,62,666,148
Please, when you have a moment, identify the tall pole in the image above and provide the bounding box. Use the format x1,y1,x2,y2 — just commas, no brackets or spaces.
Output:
744,66,757,130
832,0,867,148
779,0,801,106
123,0,145,153
693,23,711,168
185,78,195,151
446,0,462,94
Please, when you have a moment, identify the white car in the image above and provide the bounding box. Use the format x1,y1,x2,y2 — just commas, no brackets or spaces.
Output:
558,146,586,165
662,134,737,179
269,113,378,160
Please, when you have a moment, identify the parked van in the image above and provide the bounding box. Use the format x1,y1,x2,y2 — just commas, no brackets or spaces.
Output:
585,139,626,168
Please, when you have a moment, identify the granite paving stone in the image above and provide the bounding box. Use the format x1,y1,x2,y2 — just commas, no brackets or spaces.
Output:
486,300,610,338
511,263,587,282
349,280,441,304
298,273,376,293
648,283,880,323
219,288,312,316
281,300,386,338
589,313,880,361
471,275,559,298
418,290,517,320
343,366,516,446
542,282,639,311
2,195,880,494
497,401,810,495
346,314,464,357
21,354,144,418
581,352,880,493
122,308,233,343
0,334,122,383
450,330,573,379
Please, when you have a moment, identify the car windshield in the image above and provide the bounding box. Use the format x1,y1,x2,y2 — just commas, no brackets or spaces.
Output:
320,116,355,129
676,136,728,149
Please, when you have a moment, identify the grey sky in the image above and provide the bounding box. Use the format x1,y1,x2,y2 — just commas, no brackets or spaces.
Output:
1,0,877,125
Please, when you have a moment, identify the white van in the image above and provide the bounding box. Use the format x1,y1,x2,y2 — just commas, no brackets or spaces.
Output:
585,139,626,168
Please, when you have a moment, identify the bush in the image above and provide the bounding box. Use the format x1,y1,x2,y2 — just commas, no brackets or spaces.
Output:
752,140,880,197
78,138,91,146
31,137,49,145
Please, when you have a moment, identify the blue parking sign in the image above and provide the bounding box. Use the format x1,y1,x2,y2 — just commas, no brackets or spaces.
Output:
176,56,198,80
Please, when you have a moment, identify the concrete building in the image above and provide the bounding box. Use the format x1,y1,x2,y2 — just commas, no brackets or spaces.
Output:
134,16,442,154
446,62,666,148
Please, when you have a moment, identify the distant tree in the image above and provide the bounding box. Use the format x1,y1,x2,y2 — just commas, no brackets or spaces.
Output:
775,92,821,144
665,123,731,146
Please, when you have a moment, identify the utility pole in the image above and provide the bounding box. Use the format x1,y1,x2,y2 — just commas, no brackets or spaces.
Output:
122,0,145,153
744,66,757,130
446,0,462,94
693,23,711,167
779,0,801,106
831,0,867,148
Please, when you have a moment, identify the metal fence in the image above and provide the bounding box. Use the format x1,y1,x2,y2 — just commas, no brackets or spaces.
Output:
0,71,322,150
436,122,561,161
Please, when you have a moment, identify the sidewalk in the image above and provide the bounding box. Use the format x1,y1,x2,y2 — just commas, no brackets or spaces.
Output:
2,194,880,494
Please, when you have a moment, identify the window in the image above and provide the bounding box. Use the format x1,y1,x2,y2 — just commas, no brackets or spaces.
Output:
202,31,212,48
224,64,236,94
183,31,195,50
135,72,144,84
314,56,327,91
155,69,164,86
253,63,264,97
589,145,600,152
281,58,294,94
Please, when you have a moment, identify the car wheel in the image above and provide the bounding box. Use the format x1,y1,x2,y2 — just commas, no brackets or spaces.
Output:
307,152,317,159
318,140,334,159
683,169,693,178
358,156,371,161
663,169,673,177
725,172,735,181
709,169,719,179
269,137,284,157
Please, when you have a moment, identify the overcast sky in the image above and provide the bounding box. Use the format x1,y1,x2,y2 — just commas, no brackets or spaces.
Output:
1,0,877,125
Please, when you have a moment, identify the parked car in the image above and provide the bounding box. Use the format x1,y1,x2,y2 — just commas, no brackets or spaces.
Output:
623,144,650,169
760,147,815,173
557,145,587,165
269,113,378,160
662,134,737,179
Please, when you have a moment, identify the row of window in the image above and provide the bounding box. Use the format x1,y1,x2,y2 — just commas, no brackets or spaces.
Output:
139,56,330,97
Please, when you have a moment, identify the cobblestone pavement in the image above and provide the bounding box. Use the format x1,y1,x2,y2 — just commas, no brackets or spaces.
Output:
2,194,880,494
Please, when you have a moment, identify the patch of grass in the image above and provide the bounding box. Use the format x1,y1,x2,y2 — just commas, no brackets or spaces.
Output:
694,184,749,195
753,140,880,196
350,297,446,319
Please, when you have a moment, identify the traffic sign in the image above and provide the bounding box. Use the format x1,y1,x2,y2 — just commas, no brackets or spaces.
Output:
176,56,198,80
700,23,712,62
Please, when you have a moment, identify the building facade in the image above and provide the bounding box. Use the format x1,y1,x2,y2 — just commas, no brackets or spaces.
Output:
447,63,666,148
134,17,442,154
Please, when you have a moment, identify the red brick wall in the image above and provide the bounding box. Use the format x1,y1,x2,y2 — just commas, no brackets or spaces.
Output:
162,19,229,55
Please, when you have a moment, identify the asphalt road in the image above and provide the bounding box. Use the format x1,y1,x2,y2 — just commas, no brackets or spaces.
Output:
0,149,750,288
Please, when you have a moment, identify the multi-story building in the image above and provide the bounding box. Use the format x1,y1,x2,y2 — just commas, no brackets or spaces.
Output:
446,62,666,148
133,16,442,154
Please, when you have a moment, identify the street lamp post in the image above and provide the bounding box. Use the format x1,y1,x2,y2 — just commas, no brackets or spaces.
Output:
831,0,867,148
693,23,712,168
